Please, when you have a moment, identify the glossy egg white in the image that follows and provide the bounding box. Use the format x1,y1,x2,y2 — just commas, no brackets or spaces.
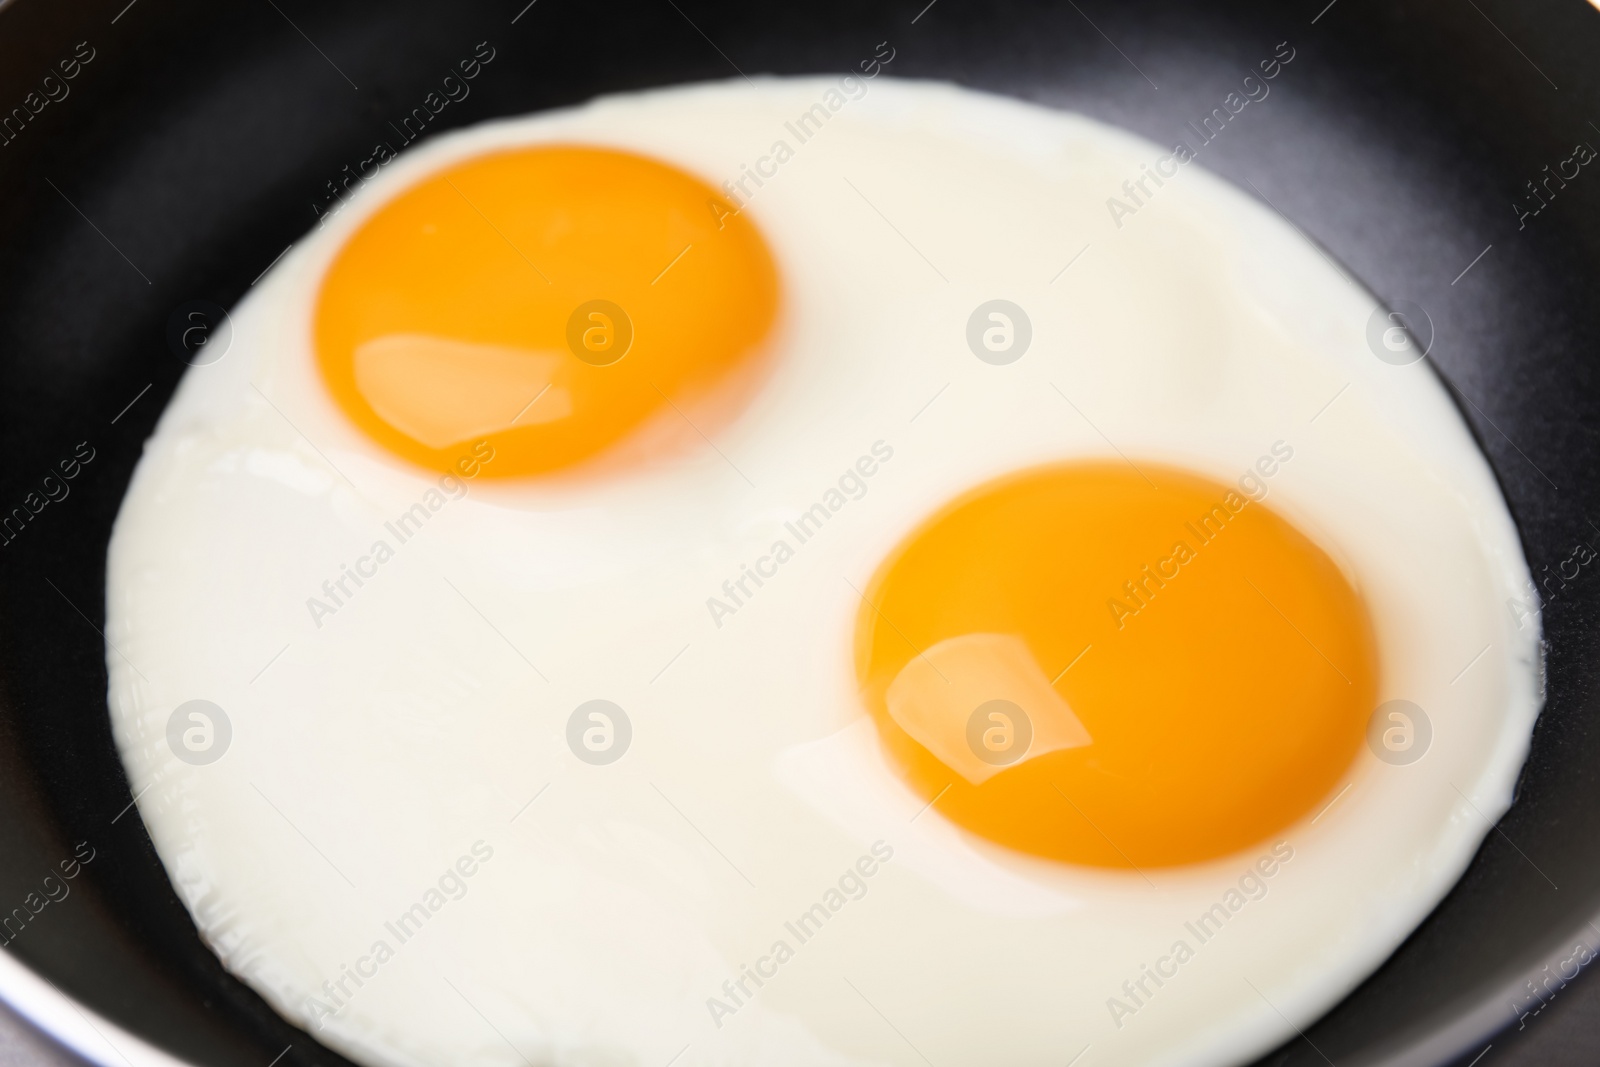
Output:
105,77,1541,1067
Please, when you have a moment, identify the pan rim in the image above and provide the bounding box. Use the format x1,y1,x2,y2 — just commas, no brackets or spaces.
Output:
0,946,195,1067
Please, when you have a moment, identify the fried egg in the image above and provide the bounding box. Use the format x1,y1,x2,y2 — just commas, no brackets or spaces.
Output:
105,78,1541,1067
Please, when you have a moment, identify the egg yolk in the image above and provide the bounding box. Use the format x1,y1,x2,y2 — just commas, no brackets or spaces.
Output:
314,146,778,477
854,462,1378,868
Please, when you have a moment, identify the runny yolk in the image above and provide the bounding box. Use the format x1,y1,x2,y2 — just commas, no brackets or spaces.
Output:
854,462,1378,868
314,146,778,478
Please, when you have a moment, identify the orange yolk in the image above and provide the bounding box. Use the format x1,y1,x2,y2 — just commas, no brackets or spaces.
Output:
854,462,1378,868
314,146,778,477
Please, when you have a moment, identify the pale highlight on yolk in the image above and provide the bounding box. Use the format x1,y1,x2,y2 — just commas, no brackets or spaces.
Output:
854,462,1378,868
315,146,778,477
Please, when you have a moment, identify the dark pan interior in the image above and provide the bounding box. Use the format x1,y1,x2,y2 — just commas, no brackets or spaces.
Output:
1,0,1599,1064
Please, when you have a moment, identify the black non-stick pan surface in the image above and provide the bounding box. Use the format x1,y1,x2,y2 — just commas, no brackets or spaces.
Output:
1,0,1598,1064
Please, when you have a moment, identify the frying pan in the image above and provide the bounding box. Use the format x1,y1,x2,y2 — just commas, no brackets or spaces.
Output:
1,0,1598,1064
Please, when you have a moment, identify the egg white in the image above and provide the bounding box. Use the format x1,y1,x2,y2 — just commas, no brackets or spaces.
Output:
105,78,1541,1067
